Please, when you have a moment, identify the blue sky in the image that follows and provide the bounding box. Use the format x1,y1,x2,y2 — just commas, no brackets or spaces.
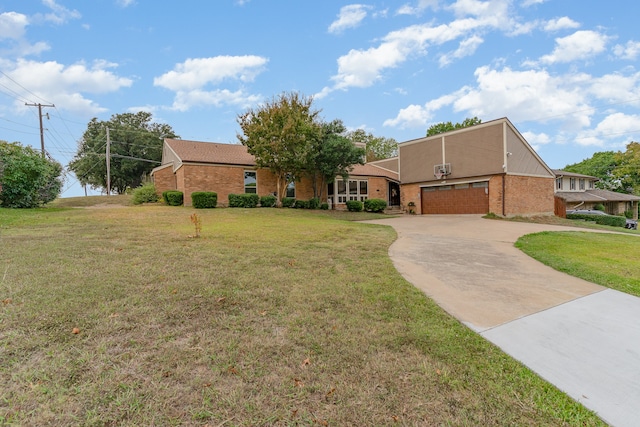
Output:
1,0,639,197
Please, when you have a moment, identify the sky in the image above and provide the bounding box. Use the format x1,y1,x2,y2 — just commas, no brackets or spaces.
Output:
1,0,639,197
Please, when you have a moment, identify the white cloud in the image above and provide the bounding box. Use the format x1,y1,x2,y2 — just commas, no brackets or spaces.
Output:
614,40,640,60
116,0,136,7
39,0,81,25
328,4,371,34
521,131,551,151
0,11,29,39
521,0,547,6
1,59,132,115
154,56,267,111
384,90,467,128
154,55,268,91
538,30,609,64
396,0,439,16
587,72,640,103
543,17,580,32
439,34,483,67
571,113,640,147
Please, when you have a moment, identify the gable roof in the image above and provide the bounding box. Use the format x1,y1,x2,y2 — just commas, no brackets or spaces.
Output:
165,139,255,166
557,189,640,203
553,169,598,180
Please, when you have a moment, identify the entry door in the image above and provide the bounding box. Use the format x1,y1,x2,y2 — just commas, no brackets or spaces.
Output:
388,182,400,206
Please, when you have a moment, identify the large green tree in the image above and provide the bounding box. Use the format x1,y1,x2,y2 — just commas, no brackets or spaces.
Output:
426,116,482,137
237,92,322,204
307,120,365,199
614,141,640,194
346,129,398,162
69,112,178,194
563,151,620,191
0,140,64,208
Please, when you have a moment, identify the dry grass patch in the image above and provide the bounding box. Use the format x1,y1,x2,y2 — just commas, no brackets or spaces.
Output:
0,207,604,426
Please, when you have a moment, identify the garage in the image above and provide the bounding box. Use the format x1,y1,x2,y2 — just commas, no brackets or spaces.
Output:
421,182,489,214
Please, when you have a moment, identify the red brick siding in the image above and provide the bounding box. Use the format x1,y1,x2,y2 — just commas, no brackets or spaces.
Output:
400,183,422,214
504,175,554,216
152,166,176,194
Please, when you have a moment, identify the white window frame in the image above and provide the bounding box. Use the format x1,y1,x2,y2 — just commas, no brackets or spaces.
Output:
335,178,368,203
244,170,257,194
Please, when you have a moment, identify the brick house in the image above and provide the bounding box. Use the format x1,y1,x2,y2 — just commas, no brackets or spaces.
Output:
151,138,400,207
398,117,555,216
553,170,639,219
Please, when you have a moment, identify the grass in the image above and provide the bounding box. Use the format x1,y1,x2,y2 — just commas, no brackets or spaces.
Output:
0,203,605,426
516,231,640,297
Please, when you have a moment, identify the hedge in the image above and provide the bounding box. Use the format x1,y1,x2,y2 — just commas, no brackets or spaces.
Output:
364,198,387,213
260,195,277,207
281,197,296,208
228,193,259,208
191,191,217,209
567,213,626,228
346,200,363,212
162,190,183,206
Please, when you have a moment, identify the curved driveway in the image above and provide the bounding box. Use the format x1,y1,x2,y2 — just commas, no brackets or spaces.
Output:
364,215,640,427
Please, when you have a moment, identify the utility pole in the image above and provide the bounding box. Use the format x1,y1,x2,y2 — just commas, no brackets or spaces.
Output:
106,127,111,196
25,103,55,158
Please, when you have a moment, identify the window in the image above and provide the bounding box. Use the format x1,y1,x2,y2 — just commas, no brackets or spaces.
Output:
556,178,563,190
455,184,469,190
579,179,585,190
472,182,488,188
244,171,257,193
286,180,295,198
569,177,576,190
588,180,594,189
335,179,368,203
438,185,452,191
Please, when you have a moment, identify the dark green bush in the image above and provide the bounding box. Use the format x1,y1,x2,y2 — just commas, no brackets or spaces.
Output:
307,197,320,209
364,198,387,213
346,200,363,212
320,203,329,210
281,197,296,208
192,191,217,209
163,190,183,206
624,210,633,219
132,183,159,205
228,193,259,208
594,204,605,211
260,195,277,207
567,213,626,228
295,199,309,209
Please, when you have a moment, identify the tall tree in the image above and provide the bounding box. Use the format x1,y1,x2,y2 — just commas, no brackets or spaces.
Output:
563,151,620,191
346,129,398,162
69,112,178,194
614,142,640,194
426,116,482,136
0,140,64,208
307,120,365,199
237,92,321,204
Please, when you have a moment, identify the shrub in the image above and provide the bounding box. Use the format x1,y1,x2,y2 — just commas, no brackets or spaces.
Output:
192,191,217,208
346,200,363,212
281,197,296,208
320,203,329,210
364,198,387,213
132,183,159,205
260,195,277,207
594,204,605,211
307,197,320,209
624,210,633,219
163,190,183,206
567,213,626,228
228,193,258,208
295,199,309,209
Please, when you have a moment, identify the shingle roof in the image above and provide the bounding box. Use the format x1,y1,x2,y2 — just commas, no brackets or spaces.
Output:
164,138,399,180
556,189,640,202
165,139,256,166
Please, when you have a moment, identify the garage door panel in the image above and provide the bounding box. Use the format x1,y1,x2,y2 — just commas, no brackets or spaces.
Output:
421,185,488,214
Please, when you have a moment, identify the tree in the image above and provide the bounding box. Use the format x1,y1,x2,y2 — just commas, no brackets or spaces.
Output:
237,92,322,204
346,129,398,162
69,112,178,194
0,140,64,208
563,151,620,191
614,142,640,194
426,116,482,137
307,120,365,199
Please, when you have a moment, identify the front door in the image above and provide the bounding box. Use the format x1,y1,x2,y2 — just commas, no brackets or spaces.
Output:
388,182,400,206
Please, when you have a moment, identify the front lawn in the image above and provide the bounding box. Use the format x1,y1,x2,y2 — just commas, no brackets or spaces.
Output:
0,206,603,425
516,231,640,297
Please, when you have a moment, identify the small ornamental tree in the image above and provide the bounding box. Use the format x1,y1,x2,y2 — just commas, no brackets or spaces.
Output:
0,140,64,208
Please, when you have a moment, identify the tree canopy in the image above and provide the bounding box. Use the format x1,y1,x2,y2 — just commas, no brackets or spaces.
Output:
237,92,322,203
0,140,64,208
426,117,482,137
613,141,640,194
346,129,398,162
69,112,178,194
563,151,619,191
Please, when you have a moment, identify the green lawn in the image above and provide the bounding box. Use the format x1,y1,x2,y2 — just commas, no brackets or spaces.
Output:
0,205,604,426
516,231,640,297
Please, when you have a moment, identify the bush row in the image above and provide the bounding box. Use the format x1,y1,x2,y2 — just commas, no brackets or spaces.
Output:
162,190,184,206
567,213,626,228
346,198,387,213
192,191,218,209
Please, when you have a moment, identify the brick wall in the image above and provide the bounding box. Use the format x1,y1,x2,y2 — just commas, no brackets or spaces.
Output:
400,183,422,214
152,166,176,195
488,175,504,215
504,175,554,216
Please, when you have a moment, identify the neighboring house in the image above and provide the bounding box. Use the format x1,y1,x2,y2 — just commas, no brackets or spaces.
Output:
554,170,639,219
151,139,400,207
398,117,555,216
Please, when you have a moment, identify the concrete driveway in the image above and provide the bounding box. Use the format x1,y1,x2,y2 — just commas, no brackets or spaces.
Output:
364,215,640,427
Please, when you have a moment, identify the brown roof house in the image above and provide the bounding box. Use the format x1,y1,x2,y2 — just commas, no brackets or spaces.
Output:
554,170,639,219
399,117,556,216
151,138,400,207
